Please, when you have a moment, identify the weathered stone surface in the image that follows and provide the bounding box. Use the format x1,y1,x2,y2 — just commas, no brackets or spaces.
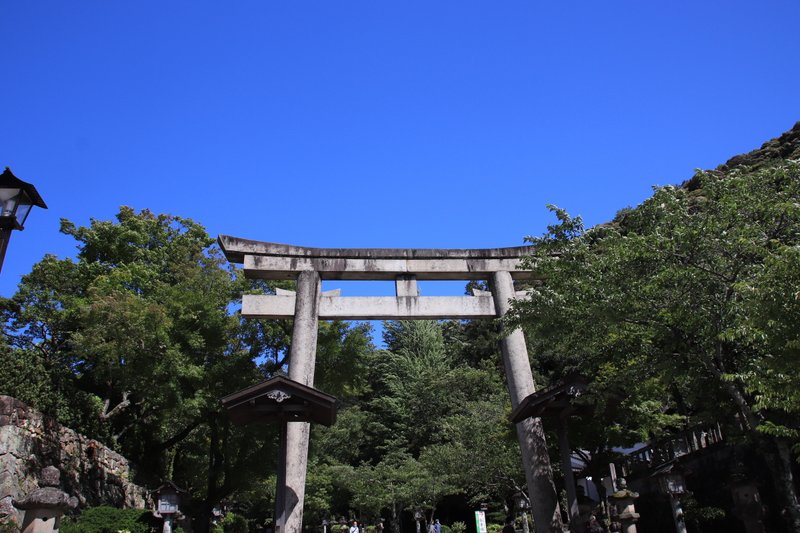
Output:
218,235,534,263
13,485,77,512
491,271,563,532
221,236,561,533
282,270,321,533
38,467,60,489
242,294,498,320
0,396,148,526
242,254,535,280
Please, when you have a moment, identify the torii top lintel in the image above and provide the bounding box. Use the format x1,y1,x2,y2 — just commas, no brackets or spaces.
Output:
218,235,537,281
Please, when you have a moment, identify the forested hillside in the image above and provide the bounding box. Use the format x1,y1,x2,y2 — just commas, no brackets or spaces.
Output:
512,122,800,531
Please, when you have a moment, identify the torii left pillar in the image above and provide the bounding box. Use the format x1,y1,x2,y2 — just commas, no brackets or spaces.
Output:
281,270,321,533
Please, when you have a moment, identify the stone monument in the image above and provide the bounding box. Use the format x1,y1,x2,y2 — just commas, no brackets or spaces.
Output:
12,466,77,533
219,236,564,533
609,478,639,533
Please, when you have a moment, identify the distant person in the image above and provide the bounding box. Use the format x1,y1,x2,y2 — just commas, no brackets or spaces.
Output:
377,519,385,533
587,515,604,533
502,518,515,533
428,521,435,533
350,521,359,533
434,519,441,533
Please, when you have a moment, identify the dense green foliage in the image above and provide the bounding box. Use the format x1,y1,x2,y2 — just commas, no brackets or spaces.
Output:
0,208,370,532
306,319,524,532
59,505,156,533
512,161,800,529
0,207,520,532
212,512,249,533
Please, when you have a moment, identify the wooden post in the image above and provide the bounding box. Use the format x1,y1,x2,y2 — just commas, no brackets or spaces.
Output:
558,418,584,533
275,421,288,533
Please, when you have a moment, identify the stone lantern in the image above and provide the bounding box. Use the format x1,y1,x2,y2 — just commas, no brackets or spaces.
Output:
654,465,687,533
413,509,423,533
608,478,639,533
12,466,77,533
730,479,765,533
513,492,531,533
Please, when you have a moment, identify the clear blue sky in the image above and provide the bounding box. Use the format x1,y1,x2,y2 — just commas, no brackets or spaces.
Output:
2,1,799,299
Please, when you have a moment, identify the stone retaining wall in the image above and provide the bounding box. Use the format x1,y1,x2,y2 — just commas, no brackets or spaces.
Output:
0,395,148,523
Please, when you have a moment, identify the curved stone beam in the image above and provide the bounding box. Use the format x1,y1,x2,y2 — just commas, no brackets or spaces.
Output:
217,235,538,280
218,235,533,261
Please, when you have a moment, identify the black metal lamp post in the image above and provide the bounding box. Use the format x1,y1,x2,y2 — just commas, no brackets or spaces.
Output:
0,168,47,273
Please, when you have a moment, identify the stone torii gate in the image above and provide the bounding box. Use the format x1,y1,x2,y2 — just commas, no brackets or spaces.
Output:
218,236,564,533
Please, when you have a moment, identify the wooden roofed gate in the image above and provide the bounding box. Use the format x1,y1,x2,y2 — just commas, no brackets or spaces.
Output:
219,235,564,533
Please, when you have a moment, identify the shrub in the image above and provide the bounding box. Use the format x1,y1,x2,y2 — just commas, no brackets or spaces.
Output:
59,505,155,533
450,521,466,533
218,512,248,533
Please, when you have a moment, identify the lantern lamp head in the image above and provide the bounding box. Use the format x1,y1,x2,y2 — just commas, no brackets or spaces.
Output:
0,167,47,231
155,481,186,515
658,472,687,496
514,492,530,510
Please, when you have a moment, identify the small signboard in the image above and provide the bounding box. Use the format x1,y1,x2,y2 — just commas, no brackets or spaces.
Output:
474,511,487,533
158,492,179,514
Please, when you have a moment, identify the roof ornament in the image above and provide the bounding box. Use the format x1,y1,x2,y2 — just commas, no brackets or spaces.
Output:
267,390,292,403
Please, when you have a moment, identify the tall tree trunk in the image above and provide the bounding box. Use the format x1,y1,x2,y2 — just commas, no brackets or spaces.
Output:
390,501,400,533
389,502,400,533
196,419,223,533
762,436,800,532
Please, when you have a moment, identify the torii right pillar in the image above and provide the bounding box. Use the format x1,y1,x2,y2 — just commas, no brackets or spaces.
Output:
491,271,564,532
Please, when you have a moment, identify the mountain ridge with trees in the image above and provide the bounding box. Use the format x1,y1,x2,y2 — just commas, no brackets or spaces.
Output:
511,120,800,531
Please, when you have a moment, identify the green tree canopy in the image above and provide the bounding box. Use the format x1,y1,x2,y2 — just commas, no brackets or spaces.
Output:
311,319,525,531
512,161,800,529
0,207,374,532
